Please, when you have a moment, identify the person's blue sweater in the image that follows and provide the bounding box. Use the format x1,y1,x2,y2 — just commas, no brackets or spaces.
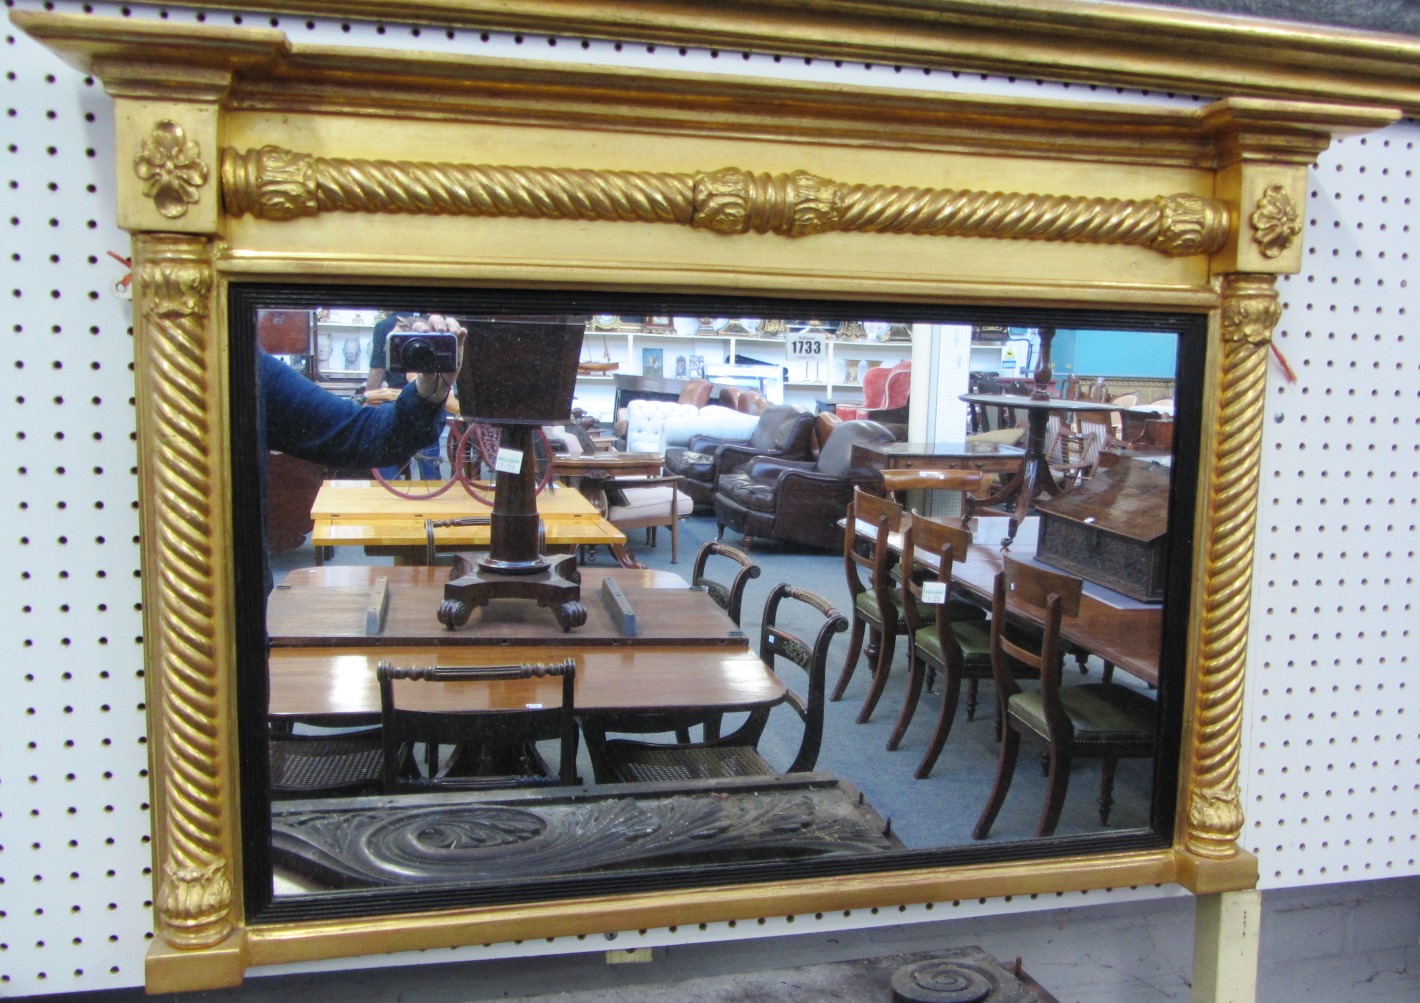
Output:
257,353,446,594
259,351,443,468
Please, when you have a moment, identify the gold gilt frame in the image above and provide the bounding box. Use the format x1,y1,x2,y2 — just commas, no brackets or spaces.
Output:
14,5,1405,993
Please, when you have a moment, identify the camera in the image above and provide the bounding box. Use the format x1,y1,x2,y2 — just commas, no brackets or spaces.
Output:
387,331,458,372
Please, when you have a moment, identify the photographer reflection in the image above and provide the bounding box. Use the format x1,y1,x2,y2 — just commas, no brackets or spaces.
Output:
364,309,415,393
259,336,457,591
363,312,465,479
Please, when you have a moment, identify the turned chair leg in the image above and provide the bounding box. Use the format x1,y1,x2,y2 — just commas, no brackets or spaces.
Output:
965,677,979,720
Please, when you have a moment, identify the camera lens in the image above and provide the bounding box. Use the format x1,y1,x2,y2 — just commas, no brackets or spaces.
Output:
401,337,436,370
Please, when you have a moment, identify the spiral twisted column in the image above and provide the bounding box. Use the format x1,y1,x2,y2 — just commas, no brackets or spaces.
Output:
835,183,1227,255
1184,272,1279,859
223,144,694,225
132,234,234,947
221,146,1229,258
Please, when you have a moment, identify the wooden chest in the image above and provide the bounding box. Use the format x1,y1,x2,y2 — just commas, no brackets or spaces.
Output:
1035,457,1170,602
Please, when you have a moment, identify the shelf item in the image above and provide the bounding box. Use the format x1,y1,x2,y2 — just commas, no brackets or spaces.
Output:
572,318,913,419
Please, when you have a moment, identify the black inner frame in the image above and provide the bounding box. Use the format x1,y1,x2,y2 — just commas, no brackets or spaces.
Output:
230,282,1200,925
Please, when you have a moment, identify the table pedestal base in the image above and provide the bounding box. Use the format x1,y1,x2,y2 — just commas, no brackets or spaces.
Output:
962,405,1061,547
440,554,587,632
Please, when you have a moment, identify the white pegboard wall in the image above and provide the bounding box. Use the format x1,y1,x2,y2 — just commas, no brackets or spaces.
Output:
1249,125,1420,888
2,0,1416,995
2,4,153,996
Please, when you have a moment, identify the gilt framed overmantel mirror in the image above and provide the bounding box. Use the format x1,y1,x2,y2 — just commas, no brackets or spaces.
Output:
13,7,1402,991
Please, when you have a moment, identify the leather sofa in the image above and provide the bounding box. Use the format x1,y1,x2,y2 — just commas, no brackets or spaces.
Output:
712,419,897,551
664,403,816,510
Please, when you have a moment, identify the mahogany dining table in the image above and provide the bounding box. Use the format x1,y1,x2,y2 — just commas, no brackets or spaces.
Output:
850,514,1161,686
265,564,786,725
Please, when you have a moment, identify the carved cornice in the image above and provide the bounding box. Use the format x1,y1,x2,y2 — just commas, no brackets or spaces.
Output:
133,235,234,947
96,0,1420,115
221,145,1230,257
1183,272,1279,858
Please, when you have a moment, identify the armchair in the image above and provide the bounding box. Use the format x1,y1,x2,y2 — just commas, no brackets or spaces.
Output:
663,404,815,509
838,360,911,422
712,418,897,551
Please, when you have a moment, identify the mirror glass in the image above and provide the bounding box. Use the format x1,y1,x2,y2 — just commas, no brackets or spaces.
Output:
230,285,1200,924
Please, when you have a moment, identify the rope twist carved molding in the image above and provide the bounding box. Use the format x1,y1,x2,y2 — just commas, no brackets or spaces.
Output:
136,239,234,947
1185,273,1278,858
222,146,1230,257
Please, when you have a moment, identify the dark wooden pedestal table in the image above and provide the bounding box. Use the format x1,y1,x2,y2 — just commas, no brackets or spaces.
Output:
956,394,1123,547
440,423,588,631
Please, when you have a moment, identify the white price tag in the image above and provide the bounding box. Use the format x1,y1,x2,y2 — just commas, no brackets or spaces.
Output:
786,331,827,360
921,581,948,605
494,447,524,474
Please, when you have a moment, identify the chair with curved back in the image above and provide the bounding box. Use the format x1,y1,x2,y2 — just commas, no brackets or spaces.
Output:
690,540,761,627
677,539,764,743
377,658,580,792
835,362,893,421
972,558,1157,839
891,516,1030,778
838,360,911,422
678,377,714,408
592,583,849,782
830,489,908,724
716,385,747,411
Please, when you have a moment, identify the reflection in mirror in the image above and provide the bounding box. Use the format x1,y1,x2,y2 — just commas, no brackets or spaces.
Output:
231,287,1199,923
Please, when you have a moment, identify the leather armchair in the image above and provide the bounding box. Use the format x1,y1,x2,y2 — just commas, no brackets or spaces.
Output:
713,419,897,551
665,404,815,509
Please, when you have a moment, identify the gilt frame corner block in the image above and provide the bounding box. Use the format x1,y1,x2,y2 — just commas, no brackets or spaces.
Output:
11,4,1405,990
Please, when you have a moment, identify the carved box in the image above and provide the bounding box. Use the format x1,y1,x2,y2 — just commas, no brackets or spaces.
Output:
1034,457,1170,603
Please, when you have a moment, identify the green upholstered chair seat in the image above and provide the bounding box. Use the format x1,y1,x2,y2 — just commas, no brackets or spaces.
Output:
912,619,993,665
1009,683,1157,743
858,592,983,627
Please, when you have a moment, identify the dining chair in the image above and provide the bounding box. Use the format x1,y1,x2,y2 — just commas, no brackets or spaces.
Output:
972,558,1157,839
268,726,385,800
592,582,848,782
377,658,579,791
1048,428,1101,489
690,540,761,627
830,488,907,722
890,516,1033,779
1107,392,1139,442
878,467,988,522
